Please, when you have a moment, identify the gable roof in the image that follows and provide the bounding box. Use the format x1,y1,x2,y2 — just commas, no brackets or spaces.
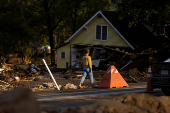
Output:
102,11,158,50
65,11,135,50
65,11,158,50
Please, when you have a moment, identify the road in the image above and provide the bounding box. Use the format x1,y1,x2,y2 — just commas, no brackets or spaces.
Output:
34,82,165,111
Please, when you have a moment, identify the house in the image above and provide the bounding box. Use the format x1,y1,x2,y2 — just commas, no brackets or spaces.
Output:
56,11,157,69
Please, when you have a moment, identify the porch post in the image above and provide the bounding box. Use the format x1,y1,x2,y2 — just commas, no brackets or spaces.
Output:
69,43,72,67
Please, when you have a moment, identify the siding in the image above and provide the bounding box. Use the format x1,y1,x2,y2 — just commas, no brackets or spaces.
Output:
70,17,130,47
57,44,70,68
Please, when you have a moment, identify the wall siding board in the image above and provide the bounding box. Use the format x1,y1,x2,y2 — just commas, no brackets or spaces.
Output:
70,17,130,47
57,44,70,68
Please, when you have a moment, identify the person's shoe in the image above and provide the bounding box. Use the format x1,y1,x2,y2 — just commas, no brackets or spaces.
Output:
78,85,83,89
79,84,83,89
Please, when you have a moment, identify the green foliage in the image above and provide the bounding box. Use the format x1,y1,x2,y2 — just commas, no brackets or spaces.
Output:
55,0,112,47
0,0,113,64
113,0,170,28
0,0,42,57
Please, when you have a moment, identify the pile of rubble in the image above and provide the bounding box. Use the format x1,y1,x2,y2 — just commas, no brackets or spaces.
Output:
0,84,13,91
0,62,46,90
128,68,147,82
30,83,88,91
30,82,60,91
0,80,13,91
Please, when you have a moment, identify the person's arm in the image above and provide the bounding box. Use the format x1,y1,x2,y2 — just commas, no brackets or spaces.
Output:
88,56,92,72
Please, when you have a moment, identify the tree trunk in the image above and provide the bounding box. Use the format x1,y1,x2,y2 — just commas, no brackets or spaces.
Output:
49,30,55,65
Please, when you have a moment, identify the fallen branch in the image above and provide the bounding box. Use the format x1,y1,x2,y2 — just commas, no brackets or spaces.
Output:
129,76,140,83
0,80,13,87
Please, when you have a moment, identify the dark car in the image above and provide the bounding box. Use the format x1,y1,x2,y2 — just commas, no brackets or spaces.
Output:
151,58,170,95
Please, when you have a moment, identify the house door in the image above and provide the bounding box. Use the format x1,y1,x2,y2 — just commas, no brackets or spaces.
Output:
71,51,81,68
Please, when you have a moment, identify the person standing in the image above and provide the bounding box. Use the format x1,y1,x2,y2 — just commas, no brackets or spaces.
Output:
79,49,94,88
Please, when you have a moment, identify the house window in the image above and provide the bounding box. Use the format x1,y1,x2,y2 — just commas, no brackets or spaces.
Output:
60,51,66,59
95,25,108,41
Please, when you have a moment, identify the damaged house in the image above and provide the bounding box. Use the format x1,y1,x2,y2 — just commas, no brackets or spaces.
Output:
56,11,169,70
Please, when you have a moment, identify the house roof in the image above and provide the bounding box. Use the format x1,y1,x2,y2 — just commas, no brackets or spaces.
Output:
102,11,159,50
65,11,157,50
56,42,69,49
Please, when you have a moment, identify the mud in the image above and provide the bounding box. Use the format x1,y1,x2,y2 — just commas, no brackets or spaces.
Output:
0,88,39,113
54,93,170,113
1,88,169,113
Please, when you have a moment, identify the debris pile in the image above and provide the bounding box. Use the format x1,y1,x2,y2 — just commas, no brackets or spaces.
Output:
0,80,13,91
129,68,147,82
30,83,81,91
0,85,13,91
30,82,62,91
0,62,47,91
62,83,78,89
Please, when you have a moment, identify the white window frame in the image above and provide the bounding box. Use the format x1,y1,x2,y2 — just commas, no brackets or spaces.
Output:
60,51,66,59
95,25,108,41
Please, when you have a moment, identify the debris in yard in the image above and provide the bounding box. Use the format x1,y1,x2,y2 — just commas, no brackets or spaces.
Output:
34,75,44,81
34,78,42,81
0,79,14,91
0,85,13,91
14,77,20,82
38,85,45,89
7,78,14,82
129,76,140,83
62,83,77,89
42,82,55,88
0,68,4,73
61,74,83,79
30,86,46,91
73,74,83,79
30,64,41,73
129,68,146,77
0,80,12,86
129,68,147,82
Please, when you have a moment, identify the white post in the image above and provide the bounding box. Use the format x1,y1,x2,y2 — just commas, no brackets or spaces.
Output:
42,59,60,90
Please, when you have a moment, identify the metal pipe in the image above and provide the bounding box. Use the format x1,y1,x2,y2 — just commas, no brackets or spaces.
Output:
42,59,60,90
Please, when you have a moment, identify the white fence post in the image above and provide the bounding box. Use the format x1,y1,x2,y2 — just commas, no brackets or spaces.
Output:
42,59,60,90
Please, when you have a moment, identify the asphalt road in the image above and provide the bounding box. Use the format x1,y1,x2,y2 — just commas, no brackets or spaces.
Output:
35,82,165,111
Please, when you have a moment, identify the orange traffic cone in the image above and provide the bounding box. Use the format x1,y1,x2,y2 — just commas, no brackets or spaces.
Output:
146,65,154,91
98,65,129,88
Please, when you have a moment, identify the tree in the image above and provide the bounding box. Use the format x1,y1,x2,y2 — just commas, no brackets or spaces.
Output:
0,0,42,63
64,0,112,34
0,0,113,64
55,0,112,47
36,0,70,65
112,0,170,28
37,0,112,64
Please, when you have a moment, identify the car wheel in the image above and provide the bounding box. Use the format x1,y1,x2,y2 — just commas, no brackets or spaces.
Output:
161,87,170,95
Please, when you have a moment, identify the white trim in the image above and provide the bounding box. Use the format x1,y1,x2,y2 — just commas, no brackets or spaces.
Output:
65,11,135,50
99,12,135,50
65,11,101,43
60,51,66,59
95,25,108,41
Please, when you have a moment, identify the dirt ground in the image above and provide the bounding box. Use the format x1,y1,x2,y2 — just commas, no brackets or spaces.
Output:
0,65,147,92
21,70,144,91
50,93,170,113
0,87,169,113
